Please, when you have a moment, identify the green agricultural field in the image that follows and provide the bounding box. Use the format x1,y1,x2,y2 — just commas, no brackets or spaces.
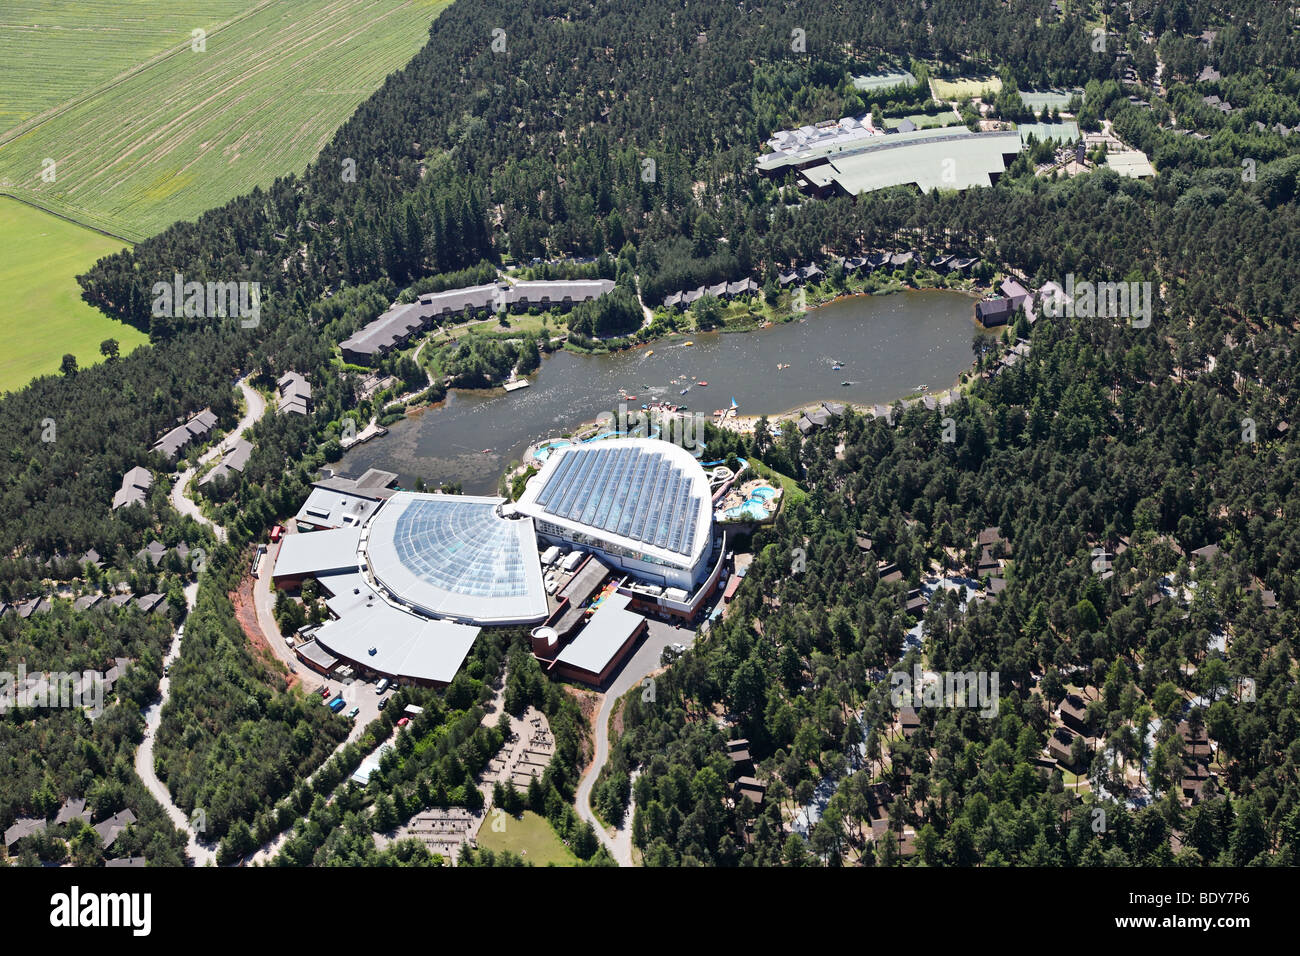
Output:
0,0,449,240
475,810,580,866
0,197,148,392
0,1,258,135
931,75,1003,101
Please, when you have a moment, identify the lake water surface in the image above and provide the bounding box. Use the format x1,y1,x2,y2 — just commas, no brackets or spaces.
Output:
340,289,980,494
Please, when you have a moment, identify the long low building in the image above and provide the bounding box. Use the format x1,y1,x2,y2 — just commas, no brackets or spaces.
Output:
340,279,615,364
795,129,1023,196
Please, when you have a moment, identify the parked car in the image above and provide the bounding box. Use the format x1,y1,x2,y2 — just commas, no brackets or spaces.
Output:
377,696,389,710
397,717,410,727
328,696,346,713
319,686,331,698
284,636,295,648
376,677,391,694
346,706,360,719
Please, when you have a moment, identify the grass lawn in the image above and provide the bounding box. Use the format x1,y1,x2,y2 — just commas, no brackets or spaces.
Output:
931,76,1002,101
0,0,450,240
475,810,579,866
0,197,148,392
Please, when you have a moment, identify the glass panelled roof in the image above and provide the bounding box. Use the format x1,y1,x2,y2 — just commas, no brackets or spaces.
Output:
533,443,705,556
391,497,530,596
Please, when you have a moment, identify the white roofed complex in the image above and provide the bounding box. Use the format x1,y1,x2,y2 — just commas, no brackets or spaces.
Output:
515,437,715,591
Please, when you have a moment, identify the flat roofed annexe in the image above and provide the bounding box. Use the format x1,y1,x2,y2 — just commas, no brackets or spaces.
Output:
311,577,480,687
340,280,614,364
550,591,648,686
272,525,363,586
294,485,384,531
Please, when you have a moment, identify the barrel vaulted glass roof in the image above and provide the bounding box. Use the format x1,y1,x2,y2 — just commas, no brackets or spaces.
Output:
517,438,712,568
364,493,548,624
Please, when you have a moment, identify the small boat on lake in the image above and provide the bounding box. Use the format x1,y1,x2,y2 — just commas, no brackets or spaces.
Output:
697,380,708,386
841,381,852,387
683,341,694,346
680,388,689,395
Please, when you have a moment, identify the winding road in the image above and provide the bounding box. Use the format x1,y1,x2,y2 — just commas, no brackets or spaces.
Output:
136,378,269,864
169,379,266,541
573,618,695,866
134,583,218,865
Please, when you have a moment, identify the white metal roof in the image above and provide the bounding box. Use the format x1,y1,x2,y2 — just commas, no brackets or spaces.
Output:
273,526,362,579
514,437,713,572
312,595,480,685
555,592,644,676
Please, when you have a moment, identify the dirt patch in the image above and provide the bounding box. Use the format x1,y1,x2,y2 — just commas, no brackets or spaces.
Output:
565,685,602,769
230,576,296,691
609,696,627,743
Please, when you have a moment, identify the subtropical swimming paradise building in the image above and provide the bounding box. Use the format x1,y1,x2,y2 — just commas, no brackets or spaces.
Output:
272,437,726,687
513,437,717,592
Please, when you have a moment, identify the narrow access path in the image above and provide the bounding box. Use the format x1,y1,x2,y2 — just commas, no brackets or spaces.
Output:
574,618,695,866
139,378,270,863
170,378,266,541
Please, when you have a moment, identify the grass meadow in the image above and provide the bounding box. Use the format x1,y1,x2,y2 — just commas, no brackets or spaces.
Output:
0,0,446,392
0,0,448,240
0,197,148,392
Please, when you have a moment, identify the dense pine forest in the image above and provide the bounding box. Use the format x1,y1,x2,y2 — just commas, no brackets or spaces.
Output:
2,0,1300,866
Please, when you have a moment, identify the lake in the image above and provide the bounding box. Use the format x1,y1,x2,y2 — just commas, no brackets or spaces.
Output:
340,288,982,494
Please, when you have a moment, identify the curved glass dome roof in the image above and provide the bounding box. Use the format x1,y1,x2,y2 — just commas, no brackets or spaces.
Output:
364,493,547,624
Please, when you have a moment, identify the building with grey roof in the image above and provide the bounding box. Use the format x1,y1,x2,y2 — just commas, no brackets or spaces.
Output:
55,797,90,826
550,592,648,686
277,371,312,416
135,593,166,614
198,438,254,489
339,301,438,365
137,540,167,566
505,279,614,311
341,281,615,364
152,409,217,460
112,466,154,511
73,593,104,611
93,809,136,850
726,278,759,297
4,817,44,849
